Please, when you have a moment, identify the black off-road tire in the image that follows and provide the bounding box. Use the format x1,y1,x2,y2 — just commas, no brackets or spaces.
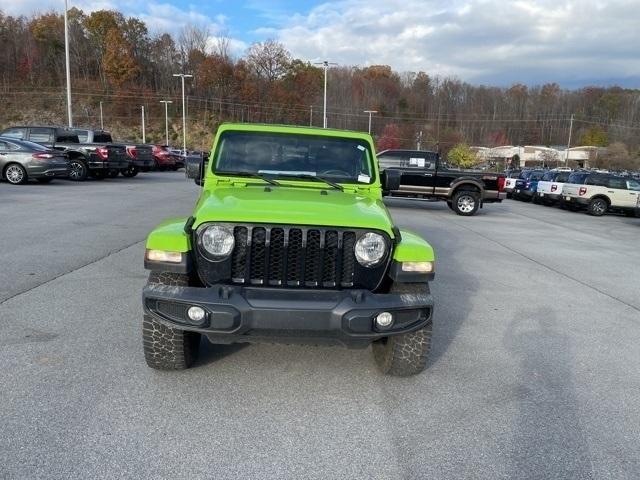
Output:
372,283,432,376
143,271,201,370
452,190,480,216
587,197,608,216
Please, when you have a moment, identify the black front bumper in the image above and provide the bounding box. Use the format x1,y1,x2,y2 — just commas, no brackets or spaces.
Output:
143,284,433,348
87,159,130,170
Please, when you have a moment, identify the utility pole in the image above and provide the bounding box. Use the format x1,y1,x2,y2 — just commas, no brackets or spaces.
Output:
160,100,173,146
314,60,337,128
63,0,72,127
173,73,193,155
310,105,313,127
364,110,378,134
141,106,146,143
416,130,423,150
99,101,104,130
566,113,574,166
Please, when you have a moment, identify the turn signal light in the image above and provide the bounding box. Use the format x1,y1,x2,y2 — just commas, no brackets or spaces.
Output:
145,249,183,263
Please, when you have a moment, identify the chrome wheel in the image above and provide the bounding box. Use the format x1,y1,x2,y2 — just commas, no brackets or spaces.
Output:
5,164,26,184
590,199,607,216
69,161,85,181
457,194,476,214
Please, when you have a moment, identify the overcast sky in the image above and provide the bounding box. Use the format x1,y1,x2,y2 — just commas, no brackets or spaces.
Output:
4,0,640,87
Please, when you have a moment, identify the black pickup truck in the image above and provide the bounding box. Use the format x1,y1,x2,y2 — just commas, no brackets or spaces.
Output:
73,128,154,177
0,126,128,181
378,149,506,216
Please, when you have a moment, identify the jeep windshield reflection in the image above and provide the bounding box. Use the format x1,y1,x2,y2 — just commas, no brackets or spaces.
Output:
213,131,374,184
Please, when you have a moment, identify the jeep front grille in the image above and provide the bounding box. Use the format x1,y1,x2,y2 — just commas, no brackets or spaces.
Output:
230,226,355,288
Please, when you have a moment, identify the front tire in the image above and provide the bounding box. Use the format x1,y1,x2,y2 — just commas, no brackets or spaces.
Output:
452,190,480,216
372,283,432,376
143,272,201,370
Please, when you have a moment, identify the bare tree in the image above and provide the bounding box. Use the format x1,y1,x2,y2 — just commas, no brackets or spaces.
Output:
246,39,291,82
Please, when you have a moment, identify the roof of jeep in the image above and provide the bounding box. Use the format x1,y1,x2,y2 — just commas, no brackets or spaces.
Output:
217,123,374,141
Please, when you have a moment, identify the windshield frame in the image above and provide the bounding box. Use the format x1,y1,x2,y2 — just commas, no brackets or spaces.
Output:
210,131,377,186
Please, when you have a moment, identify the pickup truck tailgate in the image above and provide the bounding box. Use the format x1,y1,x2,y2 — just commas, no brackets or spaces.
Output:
562,184,584,196
107,144,127,162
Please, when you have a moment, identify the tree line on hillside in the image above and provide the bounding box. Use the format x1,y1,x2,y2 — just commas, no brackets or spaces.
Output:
1,8,639,166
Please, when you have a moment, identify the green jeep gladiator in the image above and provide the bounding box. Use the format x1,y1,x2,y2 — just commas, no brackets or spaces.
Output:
142,123,436,375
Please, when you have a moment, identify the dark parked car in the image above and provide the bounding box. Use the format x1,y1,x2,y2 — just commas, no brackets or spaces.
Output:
513,169,545,201
0,137,70,184
0,126,127,181
378,149,506,216
152,145,180,170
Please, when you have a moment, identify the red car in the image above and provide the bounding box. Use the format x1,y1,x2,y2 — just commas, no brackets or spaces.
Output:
152,145,179,171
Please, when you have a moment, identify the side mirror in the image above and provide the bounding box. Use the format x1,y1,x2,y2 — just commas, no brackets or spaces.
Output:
185,155,205,185
381,169,401,193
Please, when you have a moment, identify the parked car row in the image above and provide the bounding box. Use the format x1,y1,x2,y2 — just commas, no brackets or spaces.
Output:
508,168,640,217
0,125,186,185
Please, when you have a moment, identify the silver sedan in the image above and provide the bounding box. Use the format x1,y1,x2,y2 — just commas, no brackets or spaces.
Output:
0,137,70,184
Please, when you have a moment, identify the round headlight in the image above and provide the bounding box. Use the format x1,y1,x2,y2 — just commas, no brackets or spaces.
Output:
199,225,234,259
354,232,386,267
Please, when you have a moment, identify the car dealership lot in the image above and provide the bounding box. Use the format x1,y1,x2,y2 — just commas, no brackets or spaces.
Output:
1,173,639,479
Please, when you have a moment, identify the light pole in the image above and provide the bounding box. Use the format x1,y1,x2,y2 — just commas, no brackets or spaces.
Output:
63,0,72,127
310,105,313,127
160,100,173,146
364,110,378,134
173,73,193,155
566,113,574,167
141,105,146,143
99,101,104,130
314,60,337,128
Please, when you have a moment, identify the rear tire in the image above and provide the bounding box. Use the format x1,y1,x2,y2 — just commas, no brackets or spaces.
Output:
587,197,608,216
372,283,432,376
121,166,139,177
452,190,480,216
68,159,88,181
4,163,28,184
143,272,201,370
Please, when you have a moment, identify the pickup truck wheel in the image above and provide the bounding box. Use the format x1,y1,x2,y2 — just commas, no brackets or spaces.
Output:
587,198,608,216
372,283,432,376
68,159,88,181
4,163,28,184
121,167,138,177
143,272,201,370
452,190,480,216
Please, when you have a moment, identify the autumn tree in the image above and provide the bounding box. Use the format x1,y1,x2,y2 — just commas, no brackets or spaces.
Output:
377,124,402,151
246,40,291,82
579,126,608,146
103,28,139,87
448,144,478,168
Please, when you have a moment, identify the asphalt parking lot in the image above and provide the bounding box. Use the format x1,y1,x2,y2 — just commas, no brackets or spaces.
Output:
1,173,639,479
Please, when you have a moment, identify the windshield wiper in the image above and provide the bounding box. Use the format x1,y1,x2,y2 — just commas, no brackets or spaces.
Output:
215,170,280,186
273,173,344,191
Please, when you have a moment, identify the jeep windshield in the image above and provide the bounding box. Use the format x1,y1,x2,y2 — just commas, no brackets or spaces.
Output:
213,131,374,184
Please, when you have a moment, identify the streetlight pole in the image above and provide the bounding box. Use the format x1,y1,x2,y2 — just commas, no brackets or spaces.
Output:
310,105,313,127
160,100,173,146
364,110,378,134
566,113,574,166
173,73,193,155
63,0,72,127
99,101,103,130
141,105,146,143
314,61,337,128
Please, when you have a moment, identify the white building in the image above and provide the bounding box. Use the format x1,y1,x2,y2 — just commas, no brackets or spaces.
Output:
473,145,599,168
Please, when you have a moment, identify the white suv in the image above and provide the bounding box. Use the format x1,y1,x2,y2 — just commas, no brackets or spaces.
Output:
535,169,572,205
563,172,640,216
